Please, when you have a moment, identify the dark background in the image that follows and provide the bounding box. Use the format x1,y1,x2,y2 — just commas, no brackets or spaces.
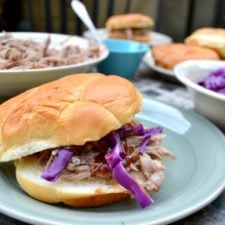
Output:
0,0,224,41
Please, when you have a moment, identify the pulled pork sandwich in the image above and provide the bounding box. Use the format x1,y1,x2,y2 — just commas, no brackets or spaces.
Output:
0,73,174,208
106,13,154,43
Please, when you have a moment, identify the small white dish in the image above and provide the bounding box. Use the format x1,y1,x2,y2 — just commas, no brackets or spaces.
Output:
174,60,225,129
83,28,173,46
0,32,108,98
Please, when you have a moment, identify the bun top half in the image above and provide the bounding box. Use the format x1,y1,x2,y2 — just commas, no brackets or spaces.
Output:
185,28,225,59
106,13,154,30
0,73,142,162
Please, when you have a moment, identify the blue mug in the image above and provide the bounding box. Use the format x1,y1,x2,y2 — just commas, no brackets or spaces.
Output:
97,39,149,78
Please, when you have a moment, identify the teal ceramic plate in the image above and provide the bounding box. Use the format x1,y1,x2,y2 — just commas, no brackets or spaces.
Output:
1,98,225,225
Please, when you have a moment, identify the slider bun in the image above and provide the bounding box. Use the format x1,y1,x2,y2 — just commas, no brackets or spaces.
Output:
106,13,154,30
185,28,225,59
0,73,142,162
16,157,129,207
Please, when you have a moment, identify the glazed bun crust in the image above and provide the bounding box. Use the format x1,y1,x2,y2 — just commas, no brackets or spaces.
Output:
106,13,154,30
152,43,220,70
16,156,129,207
185,28,225,59
0,73,142,162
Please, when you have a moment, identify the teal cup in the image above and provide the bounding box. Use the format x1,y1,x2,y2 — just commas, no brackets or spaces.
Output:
97,39,149,78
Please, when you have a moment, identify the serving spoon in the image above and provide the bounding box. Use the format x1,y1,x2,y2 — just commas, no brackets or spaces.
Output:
71,0,102,44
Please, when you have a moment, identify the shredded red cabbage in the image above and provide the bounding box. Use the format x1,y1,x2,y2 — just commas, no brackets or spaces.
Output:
134,123,145,135
113,161,153,208
117,126,132,137
118,124,163,153
105,132,123,168
105,132,154,208
139,127,163,153
41,149,73,181
198,68,225,95
118,123,144,137
40,122,163,208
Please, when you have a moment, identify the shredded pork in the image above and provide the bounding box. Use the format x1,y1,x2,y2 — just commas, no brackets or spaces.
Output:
37,122,174,192
0,33,101,70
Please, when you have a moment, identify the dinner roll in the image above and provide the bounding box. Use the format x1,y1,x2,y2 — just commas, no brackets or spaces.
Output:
185,28,225,59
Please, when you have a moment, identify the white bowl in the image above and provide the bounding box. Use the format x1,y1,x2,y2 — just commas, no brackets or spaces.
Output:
174,60,225,130
0,32,108,98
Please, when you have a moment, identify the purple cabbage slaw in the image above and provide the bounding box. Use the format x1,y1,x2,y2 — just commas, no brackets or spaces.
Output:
40,123,163,208
118,124,163,153
198,68,225,94
139,127,163,153
41,148,73,181
105,132,154,208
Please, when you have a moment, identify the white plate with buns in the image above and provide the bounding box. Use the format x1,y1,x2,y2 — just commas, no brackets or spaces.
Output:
143,41,223,82
143,51,177,81
83,28,173,46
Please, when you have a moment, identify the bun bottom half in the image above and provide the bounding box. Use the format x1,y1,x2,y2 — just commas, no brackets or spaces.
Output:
108,32,150,43
15,157,129,207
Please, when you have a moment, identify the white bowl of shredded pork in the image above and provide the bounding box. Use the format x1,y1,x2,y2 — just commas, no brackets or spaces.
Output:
0,32,108,98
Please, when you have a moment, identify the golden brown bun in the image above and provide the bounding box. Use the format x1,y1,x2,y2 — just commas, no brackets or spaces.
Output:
0,73,142,162
152,43,220,70
15,156,129,207
106,13,154,30
185,28,225,59
108,32,150,43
